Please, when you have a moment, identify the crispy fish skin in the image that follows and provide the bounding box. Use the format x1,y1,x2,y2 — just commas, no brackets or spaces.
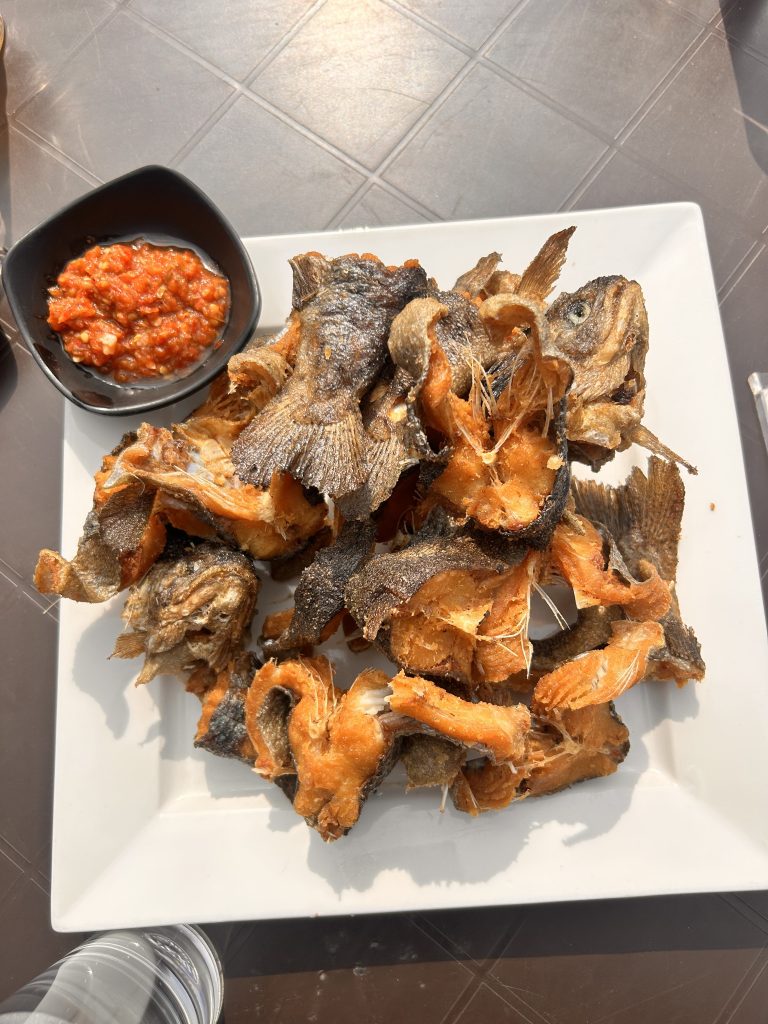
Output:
34,433,167,603
401,734,466,790
100,423,328,561
546,275,648,460
245,658,399,841
345,512,516,642
263,520,376,654
532,620,664,712
194,650,261,763
532,605,623,674
388,671,530,764
34,358,325,602
571,457,704,684
231,254,428,498
112,537,260,684
338,366,433,521
452,252,502,297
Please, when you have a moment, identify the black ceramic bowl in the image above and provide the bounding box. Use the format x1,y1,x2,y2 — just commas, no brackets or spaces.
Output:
2,165,260,415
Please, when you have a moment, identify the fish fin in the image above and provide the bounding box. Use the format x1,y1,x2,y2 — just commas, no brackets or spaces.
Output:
111,631,148,659
452,252,502,297
518,226,576,303
289,252,331,309
232,389,368,497
572,457,685,583
630,423,697,475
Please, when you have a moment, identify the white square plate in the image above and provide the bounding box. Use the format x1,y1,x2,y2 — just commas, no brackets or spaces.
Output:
51,205,768,931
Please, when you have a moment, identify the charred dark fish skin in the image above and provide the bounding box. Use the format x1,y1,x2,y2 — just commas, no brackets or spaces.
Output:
345,511,522,643
531,605,623,674
263,520,376,655
194,650,261,763
112,534,261,685
401,734,466,790
231,254,428,499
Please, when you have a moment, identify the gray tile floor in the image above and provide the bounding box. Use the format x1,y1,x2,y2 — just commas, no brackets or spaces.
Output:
1,0,767,1020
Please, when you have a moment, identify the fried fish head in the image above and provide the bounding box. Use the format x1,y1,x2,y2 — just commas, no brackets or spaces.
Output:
547,275,648,465
112,537,260,685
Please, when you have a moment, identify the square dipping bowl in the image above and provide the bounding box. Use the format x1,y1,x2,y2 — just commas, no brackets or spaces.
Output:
2,165,260,415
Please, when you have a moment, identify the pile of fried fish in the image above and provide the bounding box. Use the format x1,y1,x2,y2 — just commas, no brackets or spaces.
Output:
35,228,705,842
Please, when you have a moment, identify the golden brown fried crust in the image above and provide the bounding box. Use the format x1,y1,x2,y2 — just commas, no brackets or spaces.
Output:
387,555,538,686
532,620,664,712
388,671,530,764
245,658,396,841
549,514,671,621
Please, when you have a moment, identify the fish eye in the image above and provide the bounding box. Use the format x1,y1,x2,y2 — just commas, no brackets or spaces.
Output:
565,301,590,326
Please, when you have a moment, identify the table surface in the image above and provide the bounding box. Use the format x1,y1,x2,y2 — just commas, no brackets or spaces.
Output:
1,0,767,1020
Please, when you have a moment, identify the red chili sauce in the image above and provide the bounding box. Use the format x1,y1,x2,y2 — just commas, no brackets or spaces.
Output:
47,241,230,383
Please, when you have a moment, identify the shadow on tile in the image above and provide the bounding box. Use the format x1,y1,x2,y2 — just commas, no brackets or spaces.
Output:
721,0,768,177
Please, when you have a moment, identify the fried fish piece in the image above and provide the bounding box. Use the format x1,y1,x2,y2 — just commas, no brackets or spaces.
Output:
345,512,515,643
387,553,540,686
263,520,376,654
548,512,672,621
34,432,167,603
532,620,664,712
571,457,704,684
408,280,571,545
35,362,325,602
112,536,260,684
546,276,694,471
524,702,630,796
193,650,261,763
388,671,530,764
531,605,623,674
245,657,400,841
451,701,629,814
400,734,466,790
417,351,570,546
98,423,327,560
232,253,428,498
338,366,432,520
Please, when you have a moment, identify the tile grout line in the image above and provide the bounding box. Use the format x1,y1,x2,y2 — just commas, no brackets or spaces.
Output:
167,91,243,169
409,914,487,972
120,6,242,90
378,0,479,57
558,147,618,213
9,121,103,187
326,0,542,225
244,0,330,87
10,2,122,119
717,240,767,300
615,29,711,145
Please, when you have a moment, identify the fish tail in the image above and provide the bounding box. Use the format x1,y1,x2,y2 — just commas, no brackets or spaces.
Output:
232,389,368,497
